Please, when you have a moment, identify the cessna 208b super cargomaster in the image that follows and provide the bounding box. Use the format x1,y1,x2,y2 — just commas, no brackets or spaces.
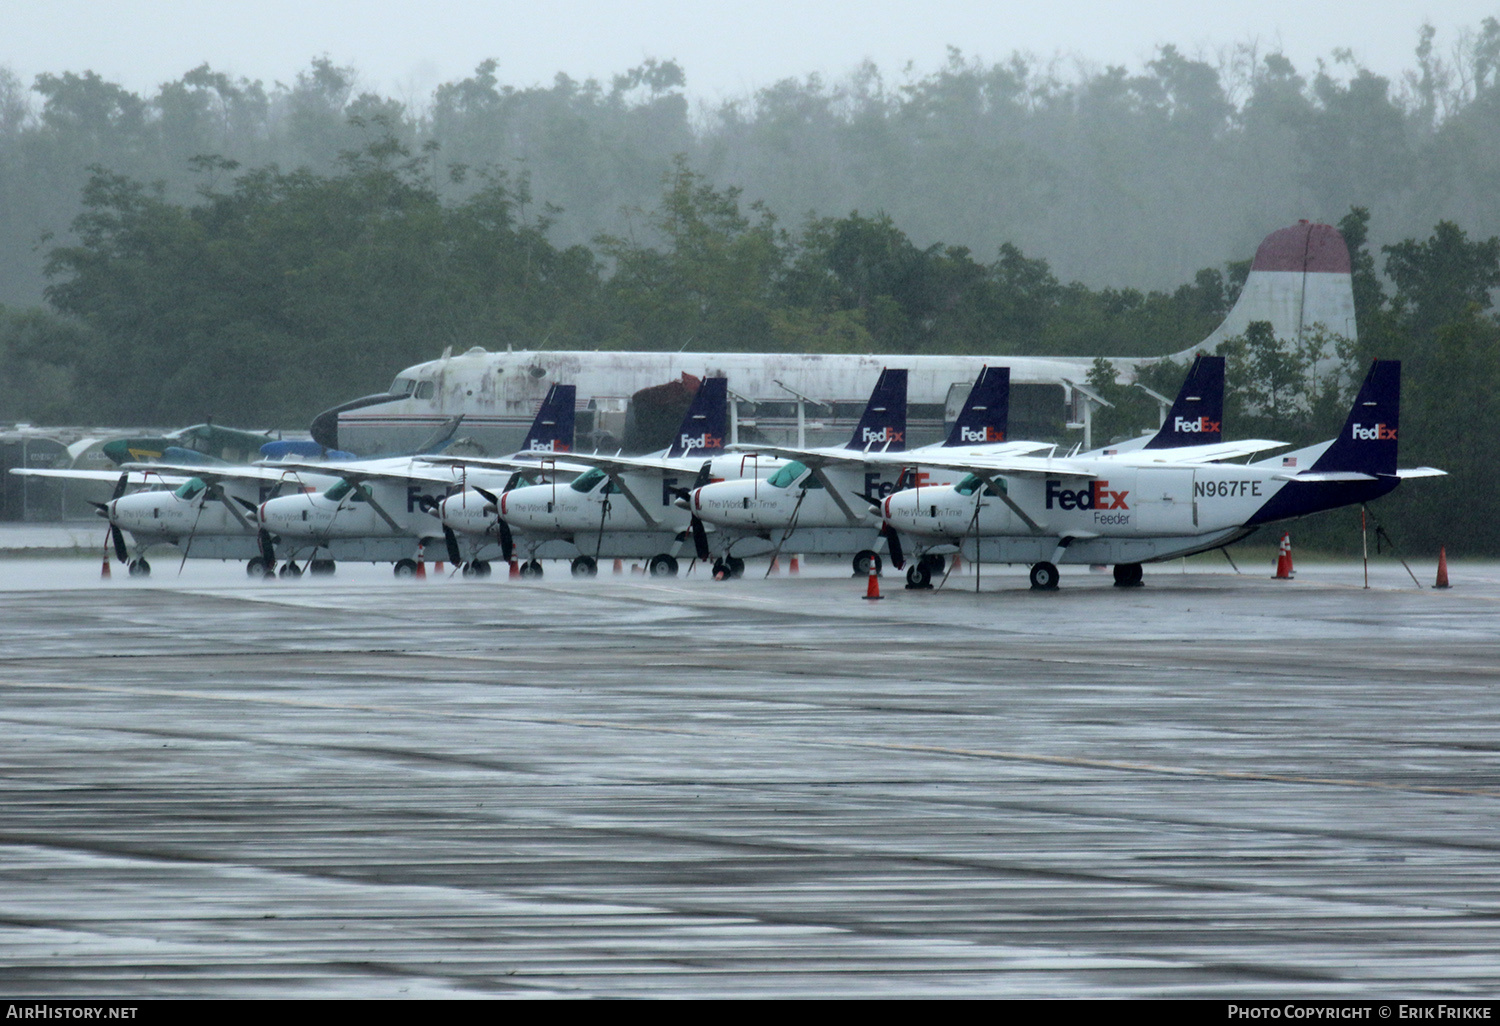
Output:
253,383,580,577
689,365,1048,578
311,221,1359,458
869,359,1442,589
490,376,778,578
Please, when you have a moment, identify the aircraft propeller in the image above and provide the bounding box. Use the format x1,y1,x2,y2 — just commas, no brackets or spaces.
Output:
472,486,514,562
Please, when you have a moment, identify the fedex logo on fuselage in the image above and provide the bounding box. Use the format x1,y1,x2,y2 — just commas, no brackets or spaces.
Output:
1174,416,1220,433
862,427,903,445
1351,423,1397,440
679,432,723,452
526,439,570,453
959,426,1005,443
1045,479,1129,511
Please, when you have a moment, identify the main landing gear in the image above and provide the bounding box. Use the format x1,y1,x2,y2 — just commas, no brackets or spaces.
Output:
1028,561,1059,590
127,558,151,578
647,553,680,577
571,555,598,577
852,550,882,576
1112,562,1144,587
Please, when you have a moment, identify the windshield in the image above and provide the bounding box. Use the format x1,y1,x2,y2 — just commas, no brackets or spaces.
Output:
324,480,370,503
568,468,619,494
389,376,417,396
173,477,206,501
767,461,810,489
954,473,1002,497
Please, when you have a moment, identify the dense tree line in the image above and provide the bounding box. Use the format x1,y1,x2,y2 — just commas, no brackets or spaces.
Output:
2,21,1499,306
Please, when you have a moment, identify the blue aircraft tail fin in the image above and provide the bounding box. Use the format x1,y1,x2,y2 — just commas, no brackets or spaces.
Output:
844,368,908,451
521,384,576,454
1309,359,1401,477
666,376,729,458
944,366,1009,447
1142,355,1224,449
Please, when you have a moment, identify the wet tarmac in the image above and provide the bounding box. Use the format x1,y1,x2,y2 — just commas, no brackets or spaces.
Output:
1,554,1498,998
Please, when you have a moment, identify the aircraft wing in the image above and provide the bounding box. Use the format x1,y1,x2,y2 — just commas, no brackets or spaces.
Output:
421,454,593,475
723,443,883,470
521,451,700,478
255,457,462,487
8,467,192,487
856,450,1098,480
122,460,334,485
1110,439,1287,465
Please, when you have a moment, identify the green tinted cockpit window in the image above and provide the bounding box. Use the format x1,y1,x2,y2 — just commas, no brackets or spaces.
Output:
570,468,606,492
955,473,1001,497
767,461,809,489
325,480,370,502
174,477,206,501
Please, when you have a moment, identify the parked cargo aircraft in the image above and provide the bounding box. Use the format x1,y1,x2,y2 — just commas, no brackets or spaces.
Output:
691,366,1047,577
488,376,763,577
311,221,1358,458
254,384,579,576
870,359,1441,589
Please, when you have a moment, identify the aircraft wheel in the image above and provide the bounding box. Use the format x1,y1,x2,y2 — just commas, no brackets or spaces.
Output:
1029,561,1060,590
648,554,678,577
1113,562,1144,588
279,563,303,579
726,556,745,578
712,559,731,581
473,560,492,577
127,558,151,578
246,557,266,577
571,555,599,577
852,550,882,576
920,554,946,576
462,562,480,577
906,562,933,590
309,559,335,576
520,560,544,578
394,558,418,578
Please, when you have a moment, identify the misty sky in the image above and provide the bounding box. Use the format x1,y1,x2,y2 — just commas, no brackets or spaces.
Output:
5,0,1496,105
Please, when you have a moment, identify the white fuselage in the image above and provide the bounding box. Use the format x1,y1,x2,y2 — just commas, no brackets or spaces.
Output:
882,460,1292,564
335,350,1099,456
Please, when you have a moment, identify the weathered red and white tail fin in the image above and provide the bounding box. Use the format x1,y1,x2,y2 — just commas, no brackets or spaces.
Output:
1173,220,1357,361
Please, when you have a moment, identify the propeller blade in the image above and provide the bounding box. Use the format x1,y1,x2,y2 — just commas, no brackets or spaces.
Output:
111,472,129,501
110,524,128,563
474,486,499,505
258,527,277,565
442,524,462,565
880,522,905,570
497,517,514,562
691,515,710,560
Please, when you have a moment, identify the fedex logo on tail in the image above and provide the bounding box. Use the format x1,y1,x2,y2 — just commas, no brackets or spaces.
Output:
526,439,571,453
1045,480,1129,510
1174,416,1221,433
679,432,723,452
959,426,1005,443
1351,423,1397,440
862,427,904,445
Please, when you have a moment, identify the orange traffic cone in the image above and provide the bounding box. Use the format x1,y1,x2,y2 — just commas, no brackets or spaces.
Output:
100,544,111,580
951,551,964,575
1434,547,1451,589
613,558,624,575
509,559,520,579
863,562,883,600
434,560,444,574
790,555,800,575
1273,533,1294,579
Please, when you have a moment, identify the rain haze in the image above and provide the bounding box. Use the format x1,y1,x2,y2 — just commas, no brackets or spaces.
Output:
4,0,1493,105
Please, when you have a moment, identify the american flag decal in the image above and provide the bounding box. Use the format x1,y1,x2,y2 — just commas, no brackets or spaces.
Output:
1282,456,1297,467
